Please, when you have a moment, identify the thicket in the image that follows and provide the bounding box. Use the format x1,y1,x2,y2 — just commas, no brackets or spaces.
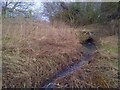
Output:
49,2,120,26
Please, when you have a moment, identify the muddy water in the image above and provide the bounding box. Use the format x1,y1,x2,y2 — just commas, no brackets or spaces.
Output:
42,40,96,88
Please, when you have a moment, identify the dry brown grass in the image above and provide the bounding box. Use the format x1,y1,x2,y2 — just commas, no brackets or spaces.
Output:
2,18,118,88
2,18,82,88
44,25,118,88
51,50,118,88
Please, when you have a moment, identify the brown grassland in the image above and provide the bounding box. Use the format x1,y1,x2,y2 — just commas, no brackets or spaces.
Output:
2,18,118,88
2,18,82,88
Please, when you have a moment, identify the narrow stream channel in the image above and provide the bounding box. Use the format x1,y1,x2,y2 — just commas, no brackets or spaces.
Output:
42,37,96,88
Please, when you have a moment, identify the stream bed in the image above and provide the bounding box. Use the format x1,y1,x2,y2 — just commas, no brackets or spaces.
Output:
42,38,96,88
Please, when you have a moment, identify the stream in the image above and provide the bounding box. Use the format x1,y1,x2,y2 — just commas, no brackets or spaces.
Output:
42,38,96,88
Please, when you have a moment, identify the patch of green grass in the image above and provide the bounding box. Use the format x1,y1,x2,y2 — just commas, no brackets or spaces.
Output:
101,43,118,53
100,41,118,68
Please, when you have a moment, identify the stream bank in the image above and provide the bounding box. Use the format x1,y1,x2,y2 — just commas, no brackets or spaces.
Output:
42,38,97,88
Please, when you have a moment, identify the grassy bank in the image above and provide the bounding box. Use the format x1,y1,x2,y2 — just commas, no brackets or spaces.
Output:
47,24,118,88
2,18,118,88
2,19,82,88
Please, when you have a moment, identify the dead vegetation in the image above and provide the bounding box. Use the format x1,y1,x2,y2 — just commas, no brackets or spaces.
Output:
2,18,82,88
46,50,118,88
2,18,118,88
47,35,118,88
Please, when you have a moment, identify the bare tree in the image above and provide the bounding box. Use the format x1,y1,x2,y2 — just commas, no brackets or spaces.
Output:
2,1,34,18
